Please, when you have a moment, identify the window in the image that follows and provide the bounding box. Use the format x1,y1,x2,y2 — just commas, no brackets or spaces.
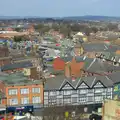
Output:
95,96,103,102
20,88,29,94
32,88,40,93
21,97,29,104
44,92,48,96
80,89,87,94
107,88,112,92
64,90,71,95
56,91,63,95
79,97,86,102
59,91,63,95
88,89,94,93
57,98,63,105
95,89,103,93
9,98,18,105
32,96,41,103
64,98,71,104
49,99,56,105
49,91,56,96
71,97,77,103
72,90,77,94
9,89,17,95
87,96,94,102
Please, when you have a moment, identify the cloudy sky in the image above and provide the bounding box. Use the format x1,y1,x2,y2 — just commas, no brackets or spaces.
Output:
0,0,119,17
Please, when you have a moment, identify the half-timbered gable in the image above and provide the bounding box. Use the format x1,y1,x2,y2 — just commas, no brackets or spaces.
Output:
78,82,89,89
93,81,104,88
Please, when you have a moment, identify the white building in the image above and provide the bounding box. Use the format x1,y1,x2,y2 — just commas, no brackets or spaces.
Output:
44,75,113,107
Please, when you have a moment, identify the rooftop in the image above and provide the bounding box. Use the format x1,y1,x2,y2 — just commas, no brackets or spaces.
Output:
0,72,42,86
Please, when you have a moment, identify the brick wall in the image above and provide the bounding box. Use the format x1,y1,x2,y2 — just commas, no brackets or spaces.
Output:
64,58,84,78
6,84,43,106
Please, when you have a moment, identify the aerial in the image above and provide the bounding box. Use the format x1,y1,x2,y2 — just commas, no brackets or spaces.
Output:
0,0,120,120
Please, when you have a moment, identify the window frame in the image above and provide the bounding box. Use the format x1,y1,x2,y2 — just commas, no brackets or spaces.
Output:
20,88,29,94
8,89,18,95
32,96,41,104
32,88,40,93
21,97,29,104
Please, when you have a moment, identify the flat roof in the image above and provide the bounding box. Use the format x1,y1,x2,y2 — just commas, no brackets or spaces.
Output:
0,72,42,86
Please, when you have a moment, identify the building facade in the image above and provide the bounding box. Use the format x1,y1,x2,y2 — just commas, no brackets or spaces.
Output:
44,77,113,107
5,83,43,107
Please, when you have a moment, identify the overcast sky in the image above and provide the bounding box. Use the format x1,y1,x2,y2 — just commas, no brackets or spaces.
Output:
0,0,120,17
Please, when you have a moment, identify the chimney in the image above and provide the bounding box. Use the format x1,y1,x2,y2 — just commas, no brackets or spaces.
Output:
72,77,75,82
64,63,71,78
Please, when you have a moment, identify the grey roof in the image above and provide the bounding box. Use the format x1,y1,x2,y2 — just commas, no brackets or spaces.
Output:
83,58,120,74
44,75,65,90
44,73,116,91
1,61,33,71
107,71,120,84
83,43,119,52
61,56,93,63
61,56,73,62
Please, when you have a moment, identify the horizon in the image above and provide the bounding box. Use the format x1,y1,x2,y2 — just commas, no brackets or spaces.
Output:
1,15,120,18
1,0,120,17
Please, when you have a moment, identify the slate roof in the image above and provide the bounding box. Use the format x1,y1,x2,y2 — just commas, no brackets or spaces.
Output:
83,58,120,74
82,43,120,52
44,75,65,90
107,71,120,84
44,72,118,91
1,61,33,71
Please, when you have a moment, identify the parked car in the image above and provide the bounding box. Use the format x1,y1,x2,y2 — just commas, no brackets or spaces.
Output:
89,114,102,120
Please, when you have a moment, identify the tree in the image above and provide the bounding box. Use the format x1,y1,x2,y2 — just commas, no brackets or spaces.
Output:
41,26,51,33
84,27,91,36
107,23,118,31
52,24,59,31
91,27,98,33
15,28,21,32
13,36,27,42
59,25,71,37
34,24,44,32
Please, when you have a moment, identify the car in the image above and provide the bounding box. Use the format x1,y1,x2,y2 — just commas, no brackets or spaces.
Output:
89,114,102,120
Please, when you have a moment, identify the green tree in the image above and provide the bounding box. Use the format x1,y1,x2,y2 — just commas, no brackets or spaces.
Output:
13,36,26,42
15,28,21,32
52,24,59,31
91,27,98,33
60,25,71,37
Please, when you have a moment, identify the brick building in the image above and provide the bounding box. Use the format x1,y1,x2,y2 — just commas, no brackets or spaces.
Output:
53,57,84,78
0,72,43,108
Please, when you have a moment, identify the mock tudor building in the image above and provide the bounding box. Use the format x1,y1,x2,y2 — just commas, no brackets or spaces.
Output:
44,75,114,107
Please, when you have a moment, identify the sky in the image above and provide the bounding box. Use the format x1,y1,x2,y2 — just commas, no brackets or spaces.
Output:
0,0,120,17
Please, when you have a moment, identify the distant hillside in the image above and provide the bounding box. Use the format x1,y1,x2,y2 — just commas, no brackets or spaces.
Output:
63,15,120,21
0,15,120,21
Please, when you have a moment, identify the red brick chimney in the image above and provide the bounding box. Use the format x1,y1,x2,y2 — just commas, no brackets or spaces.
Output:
64,63,71,78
